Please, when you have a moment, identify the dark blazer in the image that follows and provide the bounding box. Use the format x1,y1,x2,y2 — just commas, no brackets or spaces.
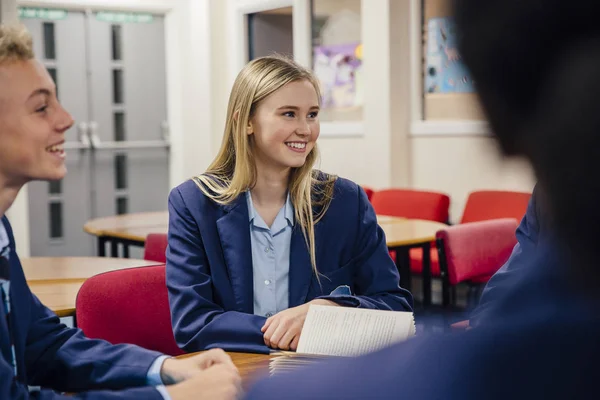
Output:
245,236,600,400
470,185,549,326
166,176,413,354
0,216,164,399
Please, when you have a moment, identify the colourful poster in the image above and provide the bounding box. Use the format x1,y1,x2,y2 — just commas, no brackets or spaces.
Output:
425,17,475,93
313,42,363,109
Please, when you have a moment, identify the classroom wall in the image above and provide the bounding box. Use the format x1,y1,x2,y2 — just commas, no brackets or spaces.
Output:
6,0,536,256
210,0,535,223
411,137,535,223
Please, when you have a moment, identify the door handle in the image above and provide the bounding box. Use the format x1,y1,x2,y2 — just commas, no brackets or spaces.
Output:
63,122,92,150
87,121,170,150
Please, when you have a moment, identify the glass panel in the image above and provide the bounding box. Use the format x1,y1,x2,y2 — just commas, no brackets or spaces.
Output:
112,69,124,104
114,112,125,141
422,0,480,120
115,154,127,190
43,22,56,60
48,180,61,195
49,201,63,239
111,25,122,61
247,7,293,60
47,67,58,100
311,0,363,122
116,197,128,215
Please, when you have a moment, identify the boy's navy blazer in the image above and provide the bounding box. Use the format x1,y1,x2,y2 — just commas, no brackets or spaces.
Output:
166,176,414,354
0,217,164,399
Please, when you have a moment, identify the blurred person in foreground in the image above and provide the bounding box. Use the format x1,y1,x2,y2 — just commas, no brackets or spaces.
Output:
245,1,600,398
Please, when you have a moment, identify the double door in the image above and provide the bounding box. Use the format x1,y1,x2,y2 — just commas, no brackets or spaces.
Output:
22,9,169,257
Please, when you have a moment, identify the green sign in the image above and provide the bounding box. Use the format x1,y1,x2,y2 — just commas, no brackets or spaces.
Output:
95,11,154,24
18,7,68,20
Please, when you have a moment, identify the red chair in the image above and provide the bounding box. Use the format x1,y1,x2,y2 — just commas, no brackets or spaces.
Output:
371,189,449,278
436,218,519,307
410,190,531,277
461,190,531,224
143,233,168,263
76,264,184,356
371,189,450,222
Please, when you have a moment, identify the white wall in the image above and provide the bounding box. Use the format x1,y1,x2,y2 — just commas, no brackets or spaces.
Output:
411,136,535,223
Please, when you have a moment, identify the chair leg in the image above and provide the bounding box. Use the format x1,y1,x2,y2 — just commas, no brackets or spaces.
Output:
421,242,432,307
442,279,451,307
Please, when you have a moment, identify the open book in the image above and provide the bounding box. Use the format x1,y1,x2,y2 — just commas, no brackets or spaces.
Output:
269,305,415,375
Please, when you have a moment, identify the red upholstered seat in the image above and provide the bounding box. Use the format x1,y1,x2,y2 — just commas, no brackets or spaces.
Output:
371,189,450,223
143,233,168,263
436,219,519,307
460,190,531,224
409,190,530,279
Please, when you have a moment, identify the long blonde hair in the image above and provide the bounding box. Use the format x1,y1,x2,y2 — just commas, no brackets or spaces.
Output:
195,55,336,279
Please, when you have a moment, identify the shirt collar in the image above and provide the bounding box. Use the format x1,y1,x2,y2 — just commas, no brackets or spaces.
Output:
246,191,295,228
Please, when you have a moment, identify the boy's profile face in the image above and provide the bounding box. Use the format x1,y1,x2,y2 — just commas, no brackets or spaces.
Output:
0,58,73,187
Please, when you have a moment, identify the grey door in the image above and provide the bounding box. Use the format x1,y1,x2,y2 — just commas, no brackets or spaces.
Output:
23,9,169,258
88,14,169,224
23,11,95,257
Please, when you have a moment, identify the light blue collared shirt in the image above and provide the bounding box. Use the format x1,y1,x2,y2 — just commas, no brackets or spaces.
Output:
147,355,170,399
246,191,294,318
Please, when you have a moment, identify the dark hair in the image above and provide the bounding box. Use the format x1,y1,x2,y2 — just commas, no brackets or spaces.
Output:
453,0,600,287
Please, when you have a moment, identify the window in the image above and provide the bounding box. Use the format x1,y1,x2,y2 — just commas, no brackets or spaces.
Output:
111,25,122,60
112,69,124,104
116,197,128,215
48,180,61,195
247,7,293,60
114,154,127,190
49,201,63,239
43,22,56,60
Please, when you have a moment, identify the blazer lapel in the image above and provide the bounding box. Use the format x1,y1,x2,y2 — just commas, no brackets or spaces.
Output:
216,197,254,314
288,225,314,307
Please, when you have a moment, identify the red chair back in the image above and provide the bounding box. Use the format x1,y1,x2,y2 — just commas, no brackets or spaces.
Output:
461,190,531,224
76,264,184,356
371,189,450,222
143,233,168,263
436,218,518,286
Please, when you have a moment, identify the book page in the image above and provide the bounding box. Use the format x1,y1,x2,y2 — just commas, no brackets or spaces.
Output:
296,305,415,357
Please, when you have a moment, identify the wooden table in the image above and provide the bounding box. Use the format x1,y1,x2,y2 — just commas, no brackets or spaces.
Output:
84,212,168,258
23,257,160,318
83,211,407,258
84,212,446,305
178,351,272,390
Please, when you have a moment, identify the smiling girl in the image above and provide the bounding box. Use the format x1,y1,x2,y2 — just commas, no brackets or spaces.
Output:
166,55,413,354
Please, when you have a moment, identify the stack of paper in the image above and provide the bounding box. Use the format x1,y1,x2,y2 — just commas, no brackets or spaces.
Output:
269,305,416,375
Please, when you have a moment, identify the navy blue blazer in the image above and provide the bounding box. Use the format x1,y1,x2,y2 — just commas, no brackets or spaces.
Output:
246,237,600,399
470,185,547,326
166,176,413,354
0,217,164,399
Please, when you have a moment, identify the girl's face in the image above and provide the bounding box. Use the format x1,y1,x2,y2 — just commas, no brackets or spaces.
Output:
248,79,320,173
